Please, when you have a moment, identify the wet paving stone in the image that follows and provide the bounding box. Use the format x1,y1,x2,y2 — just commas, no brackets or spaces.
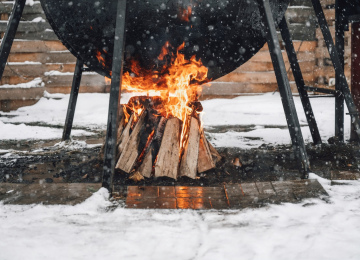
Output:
125,179,328,209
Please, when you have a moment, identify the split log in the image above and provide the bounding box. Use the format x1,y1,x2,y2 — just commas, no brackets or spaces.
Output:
179,117,200,179
116,105,125,146
117,113,134,157
197,129,215,173
155,117,181,179
136,149,153,178
116,111,147,173
207,140,222,164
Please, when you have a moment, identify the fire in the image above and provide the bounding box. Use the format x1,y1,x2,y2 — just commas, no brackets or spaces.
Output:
103,42,209,157
96,50,106,67
121,42,209,151
179,6,192,22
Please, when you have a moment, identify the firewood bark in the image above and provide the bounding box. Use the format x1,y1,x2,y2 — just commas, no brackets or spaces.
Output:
179,117,200,179
197,129,215,173
207,140,221,164
117,113,134,157
116,111,146,173
116,105,125,146
155,117,180,179
137,149,153,178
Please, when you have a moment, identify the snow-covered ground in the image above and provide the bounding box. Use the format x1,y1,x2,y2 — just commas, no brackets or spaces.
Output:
0,92,351,147
0,174,359,260
1,93,359,259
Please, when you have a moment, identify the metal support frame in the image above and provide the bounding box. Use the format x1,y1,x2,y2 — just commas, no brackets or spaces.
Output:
278,17,322,145
62,59,84,141
257,0,311,178
102,0,128,191
311,0,360,140
0,0,26,79
334,0,346,141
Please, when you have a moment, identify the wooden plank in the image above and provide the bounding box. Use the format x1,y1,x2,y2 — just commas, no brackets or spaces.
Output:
0,2,44,14
2,63,75,77
10,40,67,53
0,85,44,100
8,52,75,63
154,118,181,179
0,20,51,32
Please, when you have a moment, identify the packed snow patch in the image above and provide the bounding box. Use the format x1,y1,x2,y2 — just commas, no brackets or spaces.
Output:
0,175,359,260
0,121,92,140
0,77,43,89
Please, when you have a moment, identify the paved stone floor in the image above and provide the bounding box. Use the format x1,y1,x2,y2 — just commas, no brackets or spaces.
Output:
125,179,328,209
0,179,328,208
0,183,102,205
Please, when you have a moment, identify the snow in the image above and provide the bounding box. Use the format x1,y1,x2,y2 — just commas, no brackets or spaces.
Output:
0,175,359,260
0,121,91,140
0,93,359,259
0,92,351,147
0,77,43,89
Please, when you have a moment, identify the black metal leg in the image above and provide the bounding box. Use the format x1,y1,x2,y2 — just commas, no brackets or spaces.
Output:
334,0,345,141
279,18,322,145
0,0,26,79
102,0,128,191
257,0,311,178
62,59,83,141
311,0,360,140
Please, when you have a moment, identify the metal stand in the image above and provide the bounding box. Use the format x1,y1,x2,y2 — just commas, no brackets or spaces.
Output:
311,0,360,140
278,18,322,145
257,0,311,178
0,0,26,79
102,0,128,191
334,0,346,142
62,59,84,141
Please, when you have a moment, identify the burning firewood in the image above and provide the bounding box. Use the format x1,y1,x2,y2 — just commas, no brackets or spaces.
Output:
116,110,147,172
197,129,215,173
154,117,181,179
179,116,200,179
105,40,222,181
109,96,221,181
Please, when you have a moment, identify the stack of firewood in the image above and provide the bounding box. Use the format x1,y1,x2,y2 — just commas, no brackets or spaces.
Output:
104,96,221,181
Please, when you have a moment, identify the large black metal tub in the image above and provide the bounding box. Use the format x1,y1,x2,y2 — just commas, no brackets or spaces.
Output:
40,0,289,80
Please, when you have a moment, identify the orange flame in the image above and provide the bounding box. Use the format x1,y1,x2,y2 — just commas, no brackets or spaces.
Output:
96,51,106,67
179,6,192,22
103,42,209,154
121,42,209,150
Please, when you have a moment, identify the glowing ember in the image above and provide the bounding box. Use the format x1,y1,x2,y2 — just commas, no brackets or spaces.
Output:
179,6,192,22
